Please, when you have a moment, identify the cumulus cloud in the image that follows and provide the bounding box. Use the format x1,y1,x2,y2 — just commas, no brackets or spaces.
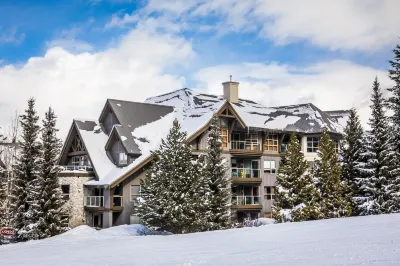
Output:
127,0,400,51
0,19,193,138
194,60,393,126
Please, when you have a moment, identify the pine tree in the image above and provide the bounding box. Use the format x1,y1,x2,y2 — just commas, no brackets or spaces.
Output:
36,107,65,239
10,98,42,240
314,130,352,218
387,44,400,212
273,134,322,222
202,115,231,230
339,108,365,214
359,78,394,215
135,120,207,234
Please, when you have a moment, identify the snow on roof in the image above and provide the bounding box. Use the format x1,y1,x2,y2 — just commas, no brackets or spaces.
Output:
75,88,343,186
324,110,350,129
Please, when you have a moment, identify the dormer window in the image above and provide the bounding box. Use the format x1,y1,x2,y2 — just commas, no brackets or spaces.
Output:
119,153,128,166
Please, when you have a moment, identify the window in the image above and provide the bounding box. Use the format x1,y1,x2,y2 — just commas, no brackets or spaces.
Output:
119,153,128,165
307,137,320,152
264,160,277,174
231,158,260,178
264,134,278,151
61,185,70,200
333,139,339,153
264,186,276,200
61,216,69,228
220,128,228,148
245,133,259,150
130,185,141,203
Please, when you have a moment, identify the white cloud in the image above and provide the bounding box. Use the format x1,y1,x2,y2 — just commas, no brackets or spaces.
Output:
136,0,400,51
46,39,94,53
194,60,393,126
0,19,194,138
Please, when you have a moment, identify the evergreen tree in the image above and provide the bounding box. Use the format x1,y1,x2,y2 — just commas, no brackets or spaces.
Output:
339,108,365,214
36,107,65,239
0,162,7,227
359,78,394,215
273,134,322,222
202,115,231,230
314,130,352,218
387,44,400,211
10,98,42,240
135,120,207,234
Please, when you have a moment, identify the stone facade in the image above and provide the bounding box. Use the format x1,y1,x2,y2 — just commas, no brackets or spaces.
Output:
59,173,93,227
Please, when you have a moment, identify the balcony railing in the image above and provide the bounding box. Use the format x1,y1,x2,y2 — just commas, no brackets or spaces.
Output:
60,165,94,172
232,196,261,205
85,196,104,207
231,168,261,179
230,141,261,151
113,195,123,207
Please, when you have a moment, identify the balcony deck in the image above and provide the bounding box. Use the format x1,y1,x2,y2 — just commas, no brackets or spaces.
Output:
229,141,263,157
231,196,263,211
231,168,262,184
59,165,95,177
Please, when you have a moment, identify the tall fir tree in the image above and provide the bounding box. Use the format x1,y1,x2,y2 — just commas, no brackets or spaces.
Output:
36,107,65,239
0,162,7,227
359,78,394,215
135,120,207,234
314,130,352,218
202,115,231,230
387,44,400,211
339,108,365,214
273,134,322,222
10,98,42,240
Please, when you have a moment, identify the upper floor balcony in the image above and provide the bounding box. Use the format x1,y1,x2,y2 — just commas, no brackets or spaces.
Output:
231,167,262,184
59,164,95,177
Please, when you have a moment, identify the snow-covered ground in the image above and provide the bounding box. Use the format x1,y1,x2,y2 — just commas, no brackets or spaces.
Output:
1,214,400,266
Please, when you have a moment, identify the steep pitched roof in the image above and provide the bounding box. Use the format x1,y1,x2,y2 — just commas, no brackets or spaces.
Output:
66,88,344,186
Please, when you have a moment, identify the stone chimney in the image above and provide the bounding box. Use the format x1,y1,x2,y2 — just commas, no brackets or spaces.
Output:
222,77,239,103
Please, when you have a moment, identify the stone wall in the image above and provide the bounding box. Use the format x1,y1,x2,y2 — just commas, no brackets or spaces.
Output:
59,173,93,228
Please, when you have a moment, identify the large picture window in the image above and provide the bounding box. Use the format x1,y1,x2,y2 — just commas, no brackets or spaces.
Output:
307,137,319,152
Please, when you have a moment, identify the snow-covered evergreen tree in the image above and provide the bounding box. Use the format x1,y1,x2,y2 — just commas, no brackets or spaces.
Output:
0,161,7,227
359,78,394,215
339,108,365,214
273,134,322,222
135,120,207,234
10,98,42,240
202,115,231,230
36,107,65,239
387,44,400,211
314,130,352,218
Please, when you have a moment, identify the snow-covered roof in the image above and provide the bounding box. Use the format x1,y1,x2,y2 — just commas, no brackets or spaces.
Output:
68,88,345,186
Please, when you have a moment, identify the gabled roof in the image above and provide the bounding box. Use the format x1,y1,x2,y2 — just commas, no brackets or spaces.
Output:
63,87,345,187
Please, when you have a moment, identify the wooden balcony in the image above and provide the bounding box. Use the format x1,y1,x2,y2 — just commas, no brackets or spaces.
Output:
84,196,107,212
59,165,95,177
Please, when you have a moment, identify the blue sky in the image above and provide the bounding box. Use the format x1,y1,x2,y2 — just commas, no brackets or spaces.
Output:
0,0,399,136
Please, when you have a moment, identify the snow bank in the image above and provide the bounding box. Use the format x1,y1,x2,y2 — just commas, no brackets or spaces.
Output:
2,212,400,265
58,225,98,237
99,224,151,237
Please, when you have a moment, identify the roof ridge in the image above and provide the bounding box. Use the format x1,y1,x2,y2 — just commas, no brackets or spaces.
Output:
107,98,174,109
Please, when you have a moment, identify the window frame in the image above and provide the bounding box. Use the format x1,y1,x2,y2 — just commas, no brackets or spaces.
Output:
307,137,320,153
264,134,279,152
130,185,141,202
61,184,70,200
264,186,276,200
263,160,277,174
